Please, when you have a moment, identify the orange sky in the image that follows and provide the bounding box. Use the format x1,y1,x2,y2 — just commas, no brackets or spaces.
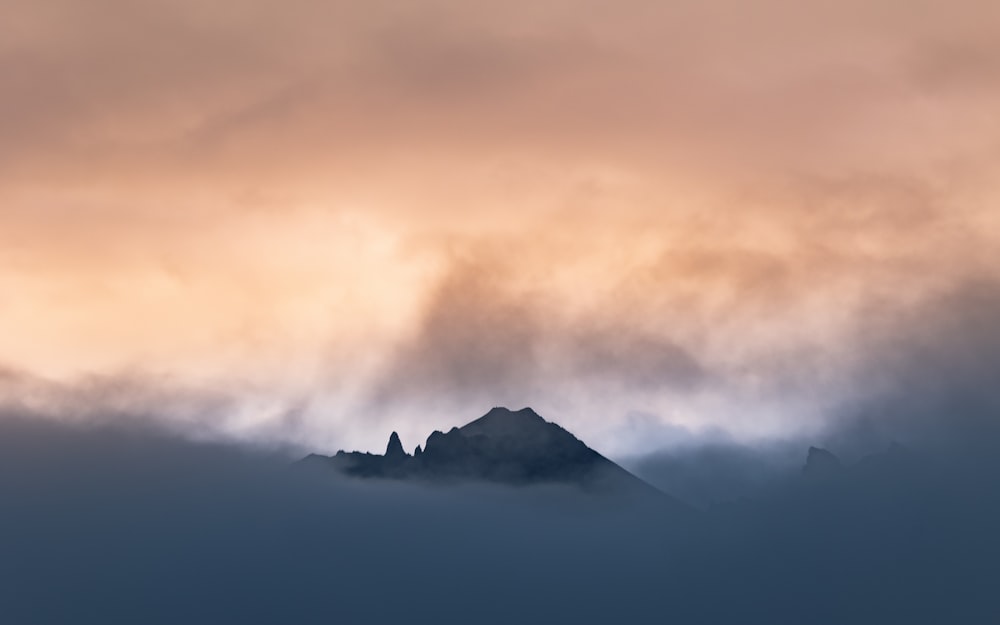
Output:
1,0,998,454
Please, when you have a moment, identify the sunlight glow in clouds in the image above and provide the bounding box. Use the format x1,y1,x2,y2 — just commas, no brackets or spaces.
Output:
1,0,999,454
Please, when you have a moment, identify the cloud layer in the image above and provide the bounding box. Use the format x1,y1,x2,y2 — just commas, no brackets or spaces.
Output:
2,410,998,624
1,0,998,452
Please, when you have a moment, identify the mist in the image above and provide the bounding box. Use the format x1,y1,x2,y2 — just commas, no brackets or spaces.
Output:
3,366,999,625
0,417,687,624
3,0,1000,620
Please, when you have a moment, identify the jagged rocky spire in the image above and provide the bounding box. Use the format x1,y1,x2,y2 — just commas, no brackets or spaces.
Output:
385,432,406,459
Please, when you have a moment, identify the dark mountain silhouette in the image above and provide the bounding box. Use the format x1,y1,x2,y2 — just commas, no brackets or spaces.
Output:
803,446,844,478
301,407,682,506
384,431,406,459
800,442,926,487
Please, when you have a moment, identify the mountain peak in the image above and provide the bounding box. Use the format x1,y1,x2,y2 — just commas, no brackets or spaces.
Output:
459,406,550,439
304,407,684,510
486,406,542,418
804,446,844,478
385,432,406,459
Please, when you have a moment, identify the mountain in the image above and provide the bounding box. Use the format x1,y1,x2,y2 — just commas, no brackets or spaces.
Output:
803,446,844,478
301,407,681,505
801,442,925,485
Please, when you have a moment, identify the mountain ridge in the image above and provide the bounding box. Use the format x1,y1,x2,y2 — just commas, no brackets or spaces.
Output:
301,406,685,509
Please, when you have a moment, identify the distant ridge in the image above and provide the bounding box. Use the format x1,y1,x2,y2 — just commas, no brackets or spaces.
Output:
301,407,685,508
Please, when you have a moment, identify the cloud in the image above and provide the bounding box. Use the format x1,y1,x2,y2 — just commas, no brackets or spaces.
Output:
1,4,998,615
0,366,312,452
614,274,1000,507
368,253,708,414
905,38,1000,93
827,277,1000,455
628,440,804,508
2,407,999,624
0,0,998,452
4,0,1000,180
0,415,680,624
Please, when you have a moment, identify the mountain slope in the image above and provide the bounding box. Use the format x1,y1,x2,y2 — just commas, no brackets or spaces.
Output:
302,407,681,505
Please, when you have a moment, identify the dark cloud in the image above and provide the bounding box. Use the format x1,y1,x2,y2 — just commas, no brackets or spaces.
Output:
827,277,1000,455
0,416,679,624
563,325,706,391
370,258,544,405
628,440,804,508
0,367,309,452
906,39,1000,93
2,281,999,625
621,275,1000,509
2,407,999,624
369,255,707,411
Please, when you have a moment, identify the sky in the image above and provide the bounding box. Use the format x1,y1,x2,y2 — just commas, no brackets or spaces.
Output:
2,0,999,457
